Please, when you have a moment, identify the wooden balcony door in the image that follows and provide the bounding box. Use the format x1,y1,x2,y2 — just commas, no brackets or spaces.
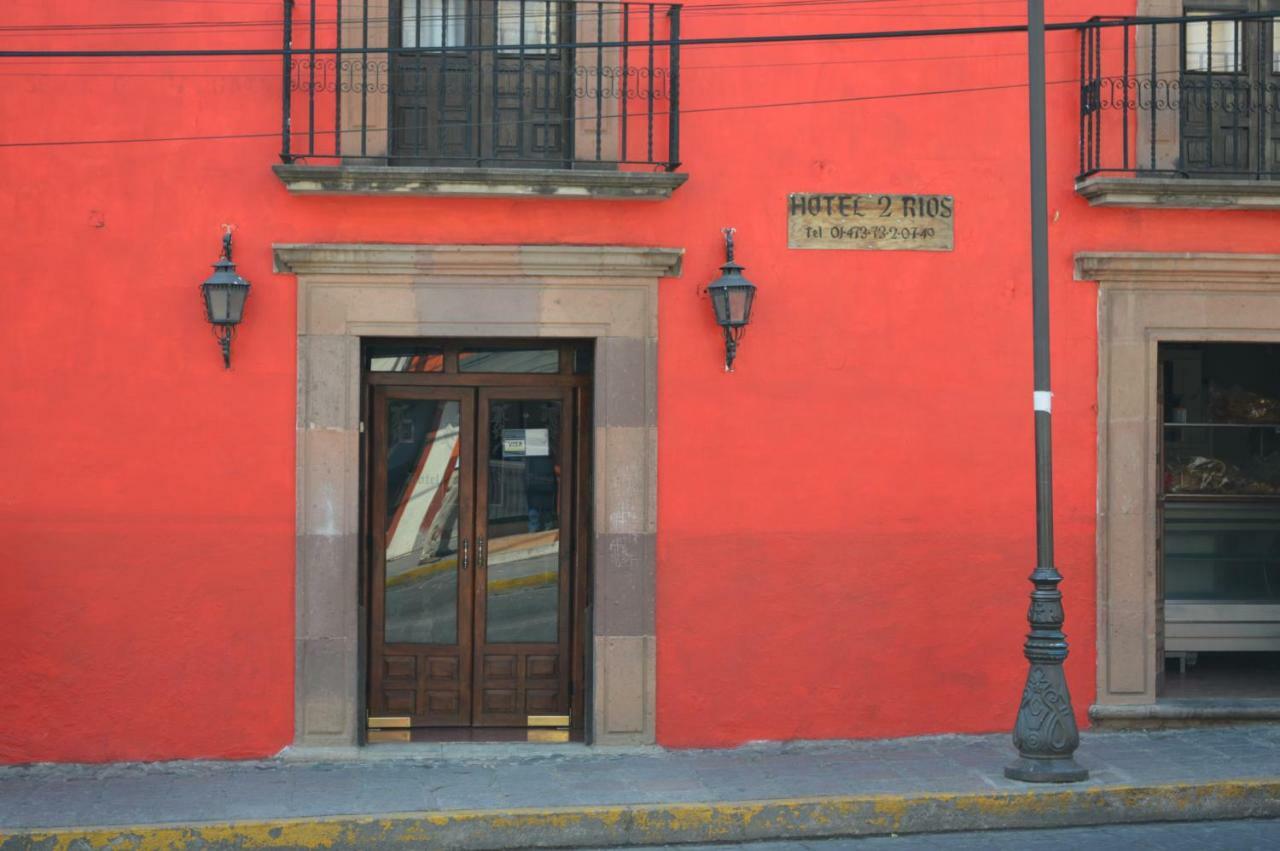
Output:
366,360,584,733
390,0,572,165
1180,1,1280,175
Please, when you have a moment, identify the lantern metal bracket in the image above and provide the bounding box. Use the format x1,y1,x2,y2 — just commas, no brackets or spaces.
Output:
721,228,739,372
215,231,235,369
215,327,234,369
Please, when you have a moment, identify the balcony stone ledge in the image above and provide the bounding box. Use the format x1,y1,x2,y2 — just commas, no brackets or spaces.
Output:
1076,174,1280,210
273,163,687,200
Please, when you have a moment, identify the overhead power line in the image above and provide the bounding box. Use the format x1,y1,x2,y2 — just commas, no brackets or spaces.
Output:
0,41,1096,77
0,22,1097,59
3,9,1275,59
0,0,1044,29
0,0,1072,35
0,74,1076,149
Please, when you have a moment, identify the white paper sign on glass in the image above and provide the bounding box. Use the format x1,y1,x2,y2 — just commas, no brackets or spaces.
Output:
523,429,550,457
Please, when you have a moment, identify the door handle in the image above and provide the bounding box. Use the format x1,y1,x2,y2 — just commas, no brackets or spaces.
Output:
478,538,486,568
461,540,469,572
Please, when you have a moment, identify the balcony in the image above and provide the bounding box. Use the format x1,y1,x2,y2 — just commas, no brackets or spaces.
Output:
1076,11,1280,210
273,0,686,200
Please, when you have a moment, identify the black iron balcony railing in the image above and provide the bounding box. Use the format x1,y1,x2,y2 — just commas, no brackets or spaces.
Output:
1080,12,1280,181
281,0,680,171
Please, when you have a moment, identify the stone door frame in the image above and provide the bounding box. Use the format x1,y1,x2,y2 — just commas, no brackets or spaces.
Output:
1078,252,1280,710
273,244,682,749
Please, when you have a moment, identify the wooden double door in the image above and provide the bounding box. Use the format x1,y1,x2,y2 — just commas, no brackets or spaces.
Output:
390,0,572,165
366,362,588,732
1180,1,1280,175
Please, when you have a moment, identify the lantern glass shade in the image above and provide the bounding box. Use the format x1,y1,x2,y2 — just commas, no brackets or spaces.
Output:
727,286,754,326
203,282,249,325
709,273,756,329
202,263,250,326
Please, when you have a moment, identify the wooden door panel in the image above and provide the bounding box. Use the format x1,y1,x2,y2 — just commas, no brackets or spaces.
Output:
367,386,476,727
489,57,568,162
472,387,574,726
1181,76,1254,172
391,54,477,163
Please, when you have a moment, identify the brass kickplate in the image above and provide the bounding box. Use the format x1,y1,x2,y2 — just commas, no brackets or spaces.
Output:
527,715,571,728
367,715,412,729
527,729,570,743
368,729,412,743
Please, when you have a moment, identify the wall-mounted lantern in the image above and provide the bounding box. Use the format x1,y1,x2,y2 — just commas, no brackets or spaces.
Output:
707,227,757,372
201,228,252,369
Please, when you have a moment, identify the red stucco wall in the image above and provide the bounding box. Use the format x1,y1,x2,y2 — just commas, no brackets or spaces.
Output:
4,1,1275,763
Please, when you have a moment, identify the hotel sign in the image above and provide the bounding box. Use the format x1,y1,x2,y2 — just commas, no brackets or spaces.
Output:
787,193,954,251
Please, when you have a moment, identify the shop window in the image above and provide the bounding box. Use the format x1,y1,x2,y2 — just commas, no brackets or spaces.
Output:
1159,342,1280,699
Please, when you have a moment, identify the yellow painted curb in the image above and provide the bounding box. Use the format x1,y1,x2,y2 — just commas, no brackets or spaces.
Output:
3,780,1280,850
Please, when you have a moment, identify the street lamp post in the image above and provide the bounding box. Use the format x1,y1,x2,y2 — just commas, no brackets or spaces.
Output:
1005,0,1088,784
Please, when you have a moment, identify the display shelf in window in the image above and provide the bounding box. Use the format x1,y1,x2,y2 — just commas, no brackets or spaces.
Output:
1163,500,1280,603
1163,423,1280,496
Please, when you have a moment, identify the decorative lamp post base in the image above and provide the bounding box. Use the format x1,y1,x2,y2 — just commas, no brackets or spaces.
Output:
1005,661,1089,783
1005,756,1089,783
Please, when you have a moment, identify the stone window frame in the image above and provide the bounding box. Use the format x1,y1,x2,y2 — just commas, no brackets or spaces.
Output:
1077,251,1280,720
273,243,682,751
1076,1,1280,210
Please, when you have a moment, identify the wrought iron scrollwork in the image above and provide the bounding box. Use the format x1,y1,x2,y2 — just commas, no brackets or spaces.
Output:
573,65,669,100
1079,13,1280,180
279,0,681,169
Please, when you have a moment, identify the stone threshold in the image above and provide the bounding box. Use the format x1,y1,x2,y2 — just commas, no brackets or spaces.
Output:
1076,174,1280,209
279,743,661,763
273,163,688,200
1091,699,1280,723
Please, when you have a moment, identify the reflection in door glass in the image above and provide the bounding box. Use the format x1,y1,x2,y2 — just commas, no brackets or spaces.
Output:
366,344,444,373
384,398,461,644
486,400,561,643
460,349,559,373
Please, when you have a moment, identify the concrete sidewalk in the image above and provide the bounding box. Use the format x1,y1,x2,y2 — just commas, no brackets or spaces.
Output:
2,725,1279,849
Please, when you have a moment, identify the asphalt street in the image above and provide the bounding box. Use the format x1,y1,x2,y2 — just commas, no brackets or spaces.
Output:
627,818,1280,850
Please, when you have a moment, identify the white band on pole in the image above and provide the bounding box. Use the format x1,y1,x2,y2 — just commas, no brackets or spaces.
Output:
1033,391,1053,413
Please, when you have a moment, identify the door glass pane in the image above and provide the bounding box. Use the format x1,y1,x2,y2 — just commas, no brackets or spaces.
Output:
1274,22,1280,74
367,344,444,373
402,0,467,48
572,341,593,375
1186,13,1241,73
460,348,559,373
485,399,561,643
497,0,558,52
384,398,462,644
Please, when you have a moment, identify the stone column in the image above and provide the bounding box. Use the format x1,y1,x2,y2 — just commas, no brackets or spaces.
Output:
1134,0,1182,172
574,4,621,166
340,0,391,160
